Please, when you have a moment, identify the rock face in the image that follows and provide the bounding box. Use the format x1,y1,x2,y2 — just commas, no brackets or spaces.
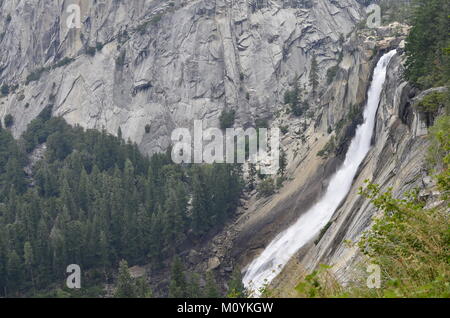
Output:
1,0,433,294
0,0,362,155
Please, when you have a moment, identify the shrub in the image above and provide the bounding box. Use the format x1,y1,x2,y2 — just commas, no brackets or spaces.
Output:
354,181,450,297
219,109,236,129
276,175,285,189
284,84,306,117
116,50,126,67
86,46,96,56
96,42,104,51
416,91,446,114
255,118,268,129
280,125,289,135
145,124,151,134
151,14,163,25
4,114,14,128
314,222,332,245
54,57,74,68
257,178,275,198
26,67,48,84
317,137,336,159
326,65,339,84
0,84,9,96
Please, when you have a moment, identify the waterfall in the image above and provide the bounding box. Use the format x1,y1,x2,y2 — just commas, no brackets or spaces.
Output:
243,50,397,296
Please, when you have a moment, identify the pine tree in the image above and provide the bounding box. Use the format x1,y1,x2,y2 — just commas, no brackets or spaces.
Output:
405,0,450,88
115,260,137,298
148,206,164,266
6,250,23,295
117,127,123,141
35,217,51,287
191,168,211,237
168,257,188,298
162,179,188,250
0,112,245,297
279,149,287,175
135,277,153,298
204,271,220,298
23,242,35,291
5,157,26,194
0,228,8,296
227,268,246,298
186,273,202,298
248,163,257,191
309,56,319,96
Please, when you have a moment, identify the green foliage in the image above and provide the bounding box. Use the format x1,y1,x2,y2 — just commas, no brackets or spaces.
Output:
428,115,450,201
219,109,236,129
317,137,336,159
151,14,163,25
415,91,447,114
326,65,339,84
405,0,450,88
257,178,275,198
96,42,104,51
255,118,268,129
278,149,287,176
204,272,220,298
168,258,227,298
26,67,48,84
145,124,151,134
168,257,188,298
54,57,74,68
355,181,449,297
1,84,9,95
86,46,96,56
309,56,319,95
295,265,339,298
134,13,163,35
0,114,243,297
115,50,126,67
3,114,13,128
378,0,411,24
227,268,247,298
117,30,130,45
117,261,152,298
314,222,332,245
284,81,307,117
114,260,152,298
280,125,289,135
26,58,74,85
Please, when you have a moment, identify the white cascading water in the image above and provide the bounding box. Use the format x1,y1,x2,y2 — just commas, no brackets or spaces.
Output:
243,50,397,296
